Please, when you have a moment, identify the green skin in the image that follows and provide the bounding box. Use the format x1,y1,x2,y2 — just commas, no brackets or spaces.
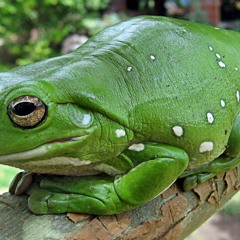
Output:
0,16,240,215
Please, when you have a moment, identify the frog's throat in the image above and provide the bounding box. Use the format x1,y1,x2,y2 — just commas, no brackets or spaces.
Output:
0,135,86,163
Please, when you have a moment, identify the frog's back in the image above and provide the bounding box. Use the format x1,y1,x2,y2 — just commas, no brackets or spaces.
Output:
68,16,240,167
125,17,240,167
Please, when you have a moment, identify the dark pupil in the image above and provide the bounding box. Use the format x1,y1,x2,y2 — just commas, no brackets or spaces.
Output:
12,102,36,116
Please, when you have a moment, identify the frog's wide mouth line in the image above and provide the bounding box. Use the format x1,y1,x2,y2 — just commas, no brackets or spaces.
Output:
0,135,88,163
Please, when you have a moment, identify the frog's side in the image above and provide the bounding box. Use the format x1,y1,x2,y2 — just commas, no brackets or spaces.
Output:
0,16,240,215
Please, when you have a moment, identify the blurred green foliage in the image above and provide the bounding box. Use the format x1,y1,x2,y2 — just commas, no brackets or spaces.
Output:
0,164,20,193
221,191,240,218
0,0,111,66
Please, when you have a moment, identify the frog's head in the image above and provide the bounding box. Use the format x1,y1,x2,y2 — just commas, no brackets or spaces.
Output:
0,57,134,175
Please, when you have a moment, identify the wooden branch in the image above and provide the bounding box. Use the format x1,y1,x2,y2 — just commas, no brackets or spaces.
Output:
0,167,239,240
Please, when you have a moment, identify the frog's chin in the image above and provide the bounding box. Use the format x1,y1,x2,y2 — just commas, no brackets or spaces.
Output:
0,135,88,163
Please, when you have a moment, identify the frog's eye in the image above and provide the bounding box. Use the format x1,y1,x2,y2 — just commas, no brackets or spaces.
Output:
8,95,47,128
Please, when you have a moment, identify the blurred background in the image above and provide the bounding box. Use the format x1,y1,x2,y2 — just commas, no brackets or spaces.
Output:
0,1,239,239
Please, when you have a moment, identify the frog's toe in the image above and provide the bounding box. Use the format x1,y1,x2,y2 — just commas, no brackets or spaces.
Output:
183,173,217,191
28,190,53,214
9,171,33,195
182,175,198,191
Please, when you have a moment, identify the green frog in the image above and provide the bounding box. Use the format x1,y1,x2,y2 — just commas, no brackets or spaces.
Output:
0,16,239,215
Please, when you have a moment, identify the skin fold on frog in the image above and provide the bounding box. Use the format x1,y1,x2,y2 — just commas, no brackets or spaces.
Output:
0,16,240,215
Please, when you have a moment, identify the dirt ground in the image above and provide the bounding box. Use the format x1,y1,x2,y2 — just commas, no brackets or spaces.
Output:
188,212,240,240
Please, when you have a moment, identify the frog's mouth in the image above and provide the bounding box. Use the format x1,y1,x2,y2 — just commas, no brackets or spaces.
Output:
45,136,83,144
0,135,87,163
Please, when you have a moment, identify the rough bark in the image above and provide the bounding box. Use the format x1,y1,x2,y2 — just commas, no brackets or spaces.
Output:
0,167,239,240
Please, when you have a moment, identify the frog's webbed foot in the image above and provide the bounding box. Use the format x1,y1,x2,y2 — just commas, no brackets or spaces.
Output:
182,173,216,191
28,175,135,215
181,155,240,191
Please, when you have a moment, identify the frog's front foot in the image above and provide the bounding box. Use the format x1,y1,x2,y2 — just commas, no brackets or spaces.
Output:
10,173,132,215
28,175,136,215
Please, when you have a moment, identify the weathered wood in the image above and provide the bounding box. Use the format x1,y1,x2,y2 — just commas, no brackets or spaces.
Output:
0,167,239,240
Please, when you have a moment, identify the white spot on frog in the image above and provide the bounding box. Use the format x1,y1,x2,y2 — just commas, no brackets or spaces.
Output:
115,129,126,138
220,100,226,108
199,141,214,153
218,61,226,68
209,46,213,51
127,66,132,72
207,112,214,124
216,53,221,59
128,143,145,152
172,125,184,137
150,55,156,60
237,91,240,102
